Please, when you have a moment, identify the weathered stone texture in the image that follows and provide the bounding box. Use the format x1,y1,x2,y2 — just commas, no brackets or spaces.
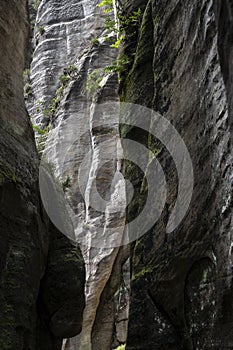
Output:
26,0,129,349
120,0,233,349
0,1,85,349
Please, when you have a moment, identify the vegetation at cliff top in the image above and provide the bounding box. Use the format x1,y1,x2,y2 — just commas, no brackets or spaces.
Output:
97,0,142,72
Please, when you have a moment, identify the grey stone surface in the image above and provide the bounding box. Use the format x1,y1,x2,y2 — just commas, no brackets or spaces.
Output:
119,0,233,349
0,1,85,349
26,0,129,349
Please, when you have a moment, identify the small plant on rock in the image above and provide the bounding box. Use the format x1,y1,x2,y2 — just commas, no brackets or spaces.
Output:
23,69,30,81
59,74,70,85
113,345,126,350
91,37,100,45
104,54,130,74
32,0,42,10
24,83,33,96
97,0,142,74
38,26,45,35
97,0,113,13
32,124,50,156
86,69,103,95
65,64,78,76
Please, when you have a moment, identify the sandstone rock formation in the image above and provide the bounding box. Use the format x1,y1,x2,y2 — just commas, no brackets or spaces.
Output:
0,1,85,349
2,0,232,349
119,0,233,349
26,0,129,349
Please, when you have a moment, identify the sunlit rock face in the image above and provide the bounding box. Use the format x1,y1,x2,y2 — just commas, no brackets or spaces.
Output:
119,0,233,349
0,1,85,349
26,0,129,349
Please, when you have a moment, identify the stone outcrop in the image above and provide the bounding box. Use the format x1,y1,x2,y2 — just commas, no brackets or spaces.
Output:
119,0,233,349
26,0,129,349
4,0,232,349
0,1,85,349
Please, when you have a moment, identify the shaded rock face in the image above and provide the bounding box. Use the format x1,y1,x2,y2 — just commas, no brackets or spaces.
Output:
214,0,233,142
0,1,85,349
36,223,85,349
26,0,129,349
119,0,233,349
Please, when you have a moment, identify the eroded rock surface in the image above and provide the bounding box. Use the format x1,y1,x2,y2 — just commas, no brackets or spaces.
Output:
119,0,233,349
0,1,85,349
26,0,129,349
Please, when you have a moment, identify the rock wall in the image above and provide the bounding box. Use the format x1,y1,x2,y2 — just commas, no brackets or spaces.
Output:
119,0,233,349
26,0,129,349
0,1,85,349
